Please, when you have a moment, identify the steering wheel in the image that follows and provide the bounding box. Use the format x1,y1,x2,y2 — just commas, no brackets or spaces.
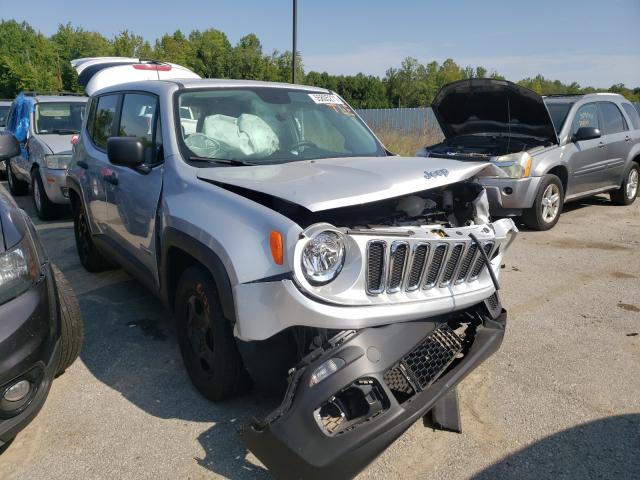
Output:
290,140,319,152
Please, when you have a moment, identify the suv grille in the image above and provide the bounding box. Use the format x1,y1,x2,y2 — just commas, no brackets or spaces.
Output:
366,239,495,295
384,324,463,402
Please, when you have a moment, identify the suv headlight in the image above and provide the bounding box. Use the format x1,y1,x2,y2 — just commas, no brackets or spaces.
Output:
301,230,346,285
44,154,72,170
493,152,532,178
0,233,40,305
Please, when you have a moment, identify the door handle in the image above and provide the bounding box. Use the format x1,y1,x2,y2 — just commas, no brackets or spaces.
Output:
77,160,88,169
103,173,118,185
625,136,631,142
597,142,605,148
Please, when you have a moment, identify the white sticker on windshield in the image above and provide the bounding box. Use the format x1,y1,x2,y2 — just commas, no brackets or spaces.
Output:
308,93,344,105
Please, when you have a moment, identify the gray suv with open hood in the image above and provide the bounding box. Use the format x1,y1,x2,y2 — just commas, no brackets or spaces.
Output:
67,76,517,479
419,79,640,230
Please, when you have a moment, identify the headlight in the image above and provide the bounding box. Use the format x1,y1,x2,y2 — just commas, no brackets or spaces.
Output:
493,152,532,178
301,230,346,285
0,234,39,305
44,154,72,170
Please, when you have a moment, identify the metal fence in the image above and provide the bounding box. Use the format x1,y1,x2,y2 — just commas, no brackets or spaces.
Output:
357,102,640,134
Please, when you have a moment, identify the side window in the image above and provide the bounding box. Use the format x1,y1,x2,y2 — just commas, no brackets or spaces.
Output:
86,97,97,139
598,102,627,135
571,103,599,137
621,103,640,130
118,93,158,163
93,94,119,149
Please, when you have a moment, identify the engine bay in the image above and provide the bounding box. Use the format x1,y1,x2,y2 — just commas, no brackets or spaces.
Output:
424,134,548,161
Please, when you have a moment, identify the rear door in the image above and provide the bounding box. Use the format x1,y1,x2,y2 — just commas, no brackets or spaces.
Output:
566,102,605,195
103,92,164,286
597,102,630,187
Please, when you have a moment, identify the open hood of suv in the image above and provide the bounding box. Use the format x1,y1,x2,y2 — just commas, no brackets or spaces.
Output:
432,79,559,145
197,156,499,212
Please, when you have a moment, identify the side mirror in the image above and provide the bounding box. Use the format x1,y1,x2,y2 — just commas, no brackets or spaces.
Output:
572,127,601,142
107,137,145,167
0,134,20,161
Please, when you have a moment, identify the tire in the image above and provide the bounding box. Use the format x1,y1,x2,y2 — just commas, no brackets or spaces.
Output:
32,171,60,220
610,163,639,206
521,174,564,231
52,265,83,376
175,265,250,400
72,198,114,272
6,160,29,196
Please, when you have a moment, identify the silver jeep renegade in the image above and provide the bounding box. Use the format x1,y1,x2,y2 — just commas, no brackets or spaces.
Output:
67,76,517,479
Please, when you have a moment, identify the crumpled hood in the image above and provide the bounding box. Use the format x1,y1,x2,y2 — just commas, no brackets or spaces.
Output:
432,78,559,145
197,156,499,212
36,134,73,155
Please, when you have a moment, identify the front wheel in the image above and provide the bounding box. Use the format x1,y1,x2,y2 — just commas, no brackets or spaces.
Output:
32,171,60,220
52,265,83,376
521,174,564,231
610,163,639,206
72,199,114,272
175,265,250,400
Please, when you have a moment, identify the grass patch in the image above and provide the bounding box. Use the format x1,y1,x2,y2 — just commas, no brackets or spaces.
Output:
373,126,443,157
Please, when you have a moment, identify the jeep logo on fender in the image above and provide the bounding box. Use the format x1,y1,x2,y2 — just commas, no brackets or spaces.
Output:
424,169,449,180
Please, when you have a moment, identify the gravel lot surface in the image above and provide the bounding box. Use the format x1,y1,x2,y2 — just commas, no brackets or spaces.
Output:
2,187,639,480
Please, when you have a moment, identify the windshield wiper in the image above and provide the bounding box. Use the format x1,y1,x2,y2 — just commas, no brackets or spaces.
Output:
188,156,256,167
50,128,80,135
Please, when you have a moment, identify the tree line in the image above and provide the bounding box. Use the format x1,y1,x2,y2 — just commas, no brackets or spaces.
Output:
1,20,638,107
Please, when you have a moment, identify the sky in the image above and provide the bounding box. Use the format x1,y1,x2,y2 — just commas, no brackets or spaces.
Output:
1,0,639,88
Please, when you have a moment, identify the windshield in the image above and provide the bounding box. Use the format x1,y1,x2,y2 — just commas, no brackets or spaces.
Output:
544,101,573,134
34,102,86,134
0,105,9,127
177,88,384,165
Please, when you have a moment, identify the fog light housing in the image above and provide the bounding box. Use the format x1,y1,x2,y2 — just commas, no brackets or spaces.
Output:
310,358,345,387
3,380,31,402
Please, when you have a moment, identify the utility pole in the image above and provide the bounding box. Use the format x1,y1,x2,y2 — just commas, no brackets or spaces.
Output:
292,0,297,84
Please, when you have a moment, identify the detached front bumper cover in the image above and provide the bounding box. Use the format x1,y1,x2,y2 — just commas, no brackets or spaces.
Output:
240,299,507,479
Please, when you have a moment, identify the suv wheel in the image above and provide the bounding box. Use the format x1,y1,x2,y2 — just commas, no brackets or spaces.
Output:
522,174,564,231
72,200,114,272
6,160,29,196
32,171,60,220
610,163,639,206
175,265,250,400
52,265,83,376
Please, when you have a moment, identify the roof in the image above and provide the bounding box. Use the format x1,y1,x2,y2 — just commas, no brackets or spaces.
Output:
24,94,88,104
543,92,625,102
92,78,331,97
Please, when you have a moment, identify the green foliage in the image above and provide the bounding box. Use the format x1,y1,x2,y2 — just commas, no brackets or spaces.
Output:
0,19,638,106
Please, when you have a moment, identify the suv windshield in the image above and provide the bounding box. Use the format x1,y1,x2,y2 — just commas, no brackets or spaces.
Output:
177,88,384,165
544,101,573,134
34,102,86,134
0,105,10,127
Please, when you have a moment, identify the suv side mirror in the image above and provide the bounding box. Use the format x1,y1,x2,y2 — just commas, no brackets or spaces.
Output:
107,137,145,167
0,134,20,161
572,127,601,142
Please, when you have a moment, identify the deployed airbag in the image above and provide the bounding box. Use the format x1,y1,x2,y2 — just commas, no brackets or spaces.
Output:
203,114,279,157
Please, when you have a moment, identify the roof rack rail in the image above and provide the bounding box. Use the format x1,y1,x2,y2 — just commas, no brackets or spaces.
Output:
543,93,586,97
21,91,85,97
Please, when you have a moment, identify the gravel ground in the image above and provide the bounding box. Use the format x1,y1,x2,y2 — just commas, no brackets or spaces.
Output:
2,188,639,480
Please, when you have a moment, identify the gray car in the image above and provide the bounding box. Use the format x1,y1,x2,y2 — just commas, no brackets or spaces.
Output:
419,79,640,230
67,76,518,478
0,100,11,178
4,93,87,220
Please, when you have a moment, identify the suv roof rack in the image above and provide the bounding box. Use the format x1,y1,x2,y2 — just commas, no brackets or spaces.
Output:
21,91,85,97
543,93,586,97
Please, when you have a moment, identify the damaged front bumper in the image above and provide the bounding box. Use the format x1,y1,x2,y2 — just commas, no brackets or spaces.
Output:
240,298,506,479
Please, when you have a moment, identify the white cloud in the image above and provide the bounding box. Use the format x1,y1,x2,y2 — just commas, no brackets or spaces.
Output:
305,46,640,88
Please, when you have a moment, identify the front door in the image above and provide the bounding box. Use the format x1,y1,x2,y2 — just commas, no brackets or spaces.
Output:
566,102,606,196
104,92,164,286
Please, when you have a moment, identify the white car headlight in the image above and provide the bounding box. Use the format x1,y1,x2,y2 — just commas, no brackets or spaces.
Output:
301,230,346,285
44,154,72,170
493,152,532,178
0,234,39,305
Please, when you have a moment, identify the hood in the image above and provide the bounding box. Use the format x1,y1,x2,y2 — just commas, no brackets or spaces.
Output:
197,156,499,212
36,134,74,155
432,78,559,145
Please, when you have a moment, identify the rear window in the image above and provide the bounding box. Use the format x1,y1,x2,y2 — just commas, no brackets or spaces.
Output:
91,94,119,149
622,103,640,130
544,101,573,134
598,102,627,135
